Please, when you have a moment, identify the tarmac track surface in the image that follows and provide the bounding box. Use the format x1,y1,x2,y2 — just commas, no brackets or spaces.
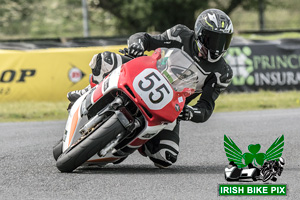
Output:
0,108,299,200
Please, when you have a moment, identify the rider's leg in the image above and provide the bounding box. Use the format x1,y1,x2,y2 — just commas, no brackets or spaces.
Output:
89,51,128,83
67,74,97,102
67,51,131,102
67,83,91,103
139,120,180,168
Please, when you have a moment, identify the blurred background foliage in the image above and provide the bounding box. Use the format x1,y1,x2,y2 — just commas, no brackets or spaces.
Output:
0,0,299,39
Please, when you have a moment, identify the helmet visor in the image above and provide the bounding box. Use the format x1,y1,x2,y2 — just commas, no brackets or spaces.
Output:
199,29,233,55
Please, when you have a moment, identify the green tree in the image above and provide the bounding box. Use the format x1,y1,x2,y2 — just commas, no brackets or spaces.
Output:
0,0,293,39
90,0,208,33
0,0,85,38
89,0,277,33
0,0,35,35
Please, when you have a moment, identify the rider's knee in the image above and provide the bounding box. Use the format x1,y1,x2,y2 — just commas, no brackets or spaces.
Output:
89,51,122,83
100,51,122,75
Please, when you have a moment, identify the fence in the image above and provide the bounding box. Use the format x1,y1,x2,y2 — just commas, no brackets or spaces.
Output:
0,37,299,101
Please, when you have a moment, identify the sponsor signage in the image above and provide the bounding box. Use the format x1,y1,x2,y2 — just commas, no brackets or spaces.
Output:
225,39,300,92
1,38,299,101
0,45,126,101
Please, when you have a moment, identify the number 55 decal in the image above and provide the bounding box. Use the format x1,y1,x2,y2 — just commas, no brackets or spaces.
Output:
133,68,173,110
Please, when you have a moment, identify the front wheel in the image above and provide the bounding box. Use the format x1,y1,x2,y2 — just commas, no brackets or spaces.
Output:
53,138,63,161
262,170,273,182
56,114,125,172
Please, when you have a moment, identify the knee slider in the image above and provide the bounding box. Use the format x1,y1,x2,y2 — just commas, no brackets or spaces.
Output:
101,51,121,77
102,51,113,65
91,51,116,79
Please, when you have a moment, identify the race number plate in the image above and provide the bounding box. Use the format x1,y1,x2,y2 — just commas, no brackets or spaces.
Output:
133,68,173,110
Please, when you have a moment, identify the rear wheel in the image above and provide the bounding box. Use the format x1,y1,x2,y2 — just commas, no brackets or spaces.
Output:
56,114,125,172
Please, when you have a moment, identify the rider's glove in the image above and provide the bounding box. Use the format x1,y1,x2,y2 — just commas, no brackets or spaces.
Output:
128,41,144,57
178,105,194,121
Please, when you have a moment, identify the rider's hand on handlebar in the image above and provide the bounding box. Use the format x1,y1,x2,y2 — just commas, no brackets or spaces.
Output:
128,42,144,57
178,105,194,121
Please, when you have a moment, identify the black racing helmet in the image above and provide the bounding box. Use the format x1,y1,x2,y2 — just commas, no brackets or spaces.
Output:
194,9,233,63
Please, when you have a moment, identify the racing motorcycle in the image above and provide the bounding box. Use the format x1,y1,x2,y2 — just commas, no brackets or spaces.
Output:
53,48,199,172
261,157,285,182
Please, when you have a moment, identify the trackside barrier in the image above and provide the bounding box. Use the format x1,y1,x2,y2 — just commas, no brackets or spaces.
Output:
0,45,126,102
1,38,300,101
225,38,300,92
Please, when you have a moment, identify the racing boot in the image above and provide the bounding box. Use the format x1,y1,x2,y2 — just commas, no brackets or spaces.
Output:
67,84,91,103
113,156,128,165
67,74,97,103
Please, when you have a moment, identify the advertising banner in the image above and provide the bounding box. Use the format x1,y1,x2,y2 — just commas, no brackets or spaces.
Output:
1,38,299,102
0,45,126,102
225,39,300,92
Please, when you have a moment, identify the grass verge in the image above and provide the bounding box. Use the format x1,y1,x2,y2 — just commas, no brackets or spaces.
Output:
0,101,69,122
213,90,300,112
0,91,299,122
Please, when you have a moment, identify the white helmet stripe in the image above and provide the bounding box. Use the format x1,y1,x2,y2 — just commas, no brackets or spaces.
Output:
208,13,218,27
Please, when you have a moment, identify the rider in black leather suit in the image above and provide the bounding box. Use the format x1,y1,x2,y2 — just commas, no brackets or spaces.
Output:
67,8,234,168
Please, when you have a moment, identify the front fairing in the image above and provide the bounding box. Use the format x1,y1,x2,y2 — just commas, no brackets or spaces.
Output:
78,48,198,127
63,92,89,151
118,56,186,126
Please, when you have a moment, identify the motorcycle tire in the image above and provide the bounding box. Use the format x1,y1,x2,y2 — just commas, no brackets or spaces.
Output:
53,138,63,161
262,170,272,182
56,114,125,173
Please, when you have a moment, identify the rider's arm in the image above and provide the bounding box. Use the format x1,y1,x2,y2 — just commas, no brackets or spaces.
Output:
187,73,219,123
188,63,233,123
127,24,189,51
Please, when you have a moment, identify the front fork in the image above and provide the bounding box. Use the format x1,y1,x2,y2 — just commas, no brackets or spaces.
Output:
79,95,142,142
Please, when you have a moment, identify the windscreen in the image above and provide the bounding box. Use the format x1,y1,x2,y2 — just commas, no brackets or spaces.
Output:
156,48,199,92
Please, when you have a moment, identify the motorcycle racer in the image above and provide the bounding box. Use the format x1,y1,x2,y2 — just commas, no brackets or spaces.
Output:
67,8,234,168
261,157,285,182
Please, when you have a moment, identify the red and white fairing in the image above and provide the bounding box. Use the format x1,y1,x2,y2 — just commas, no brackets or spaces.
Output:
62,48,196,164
